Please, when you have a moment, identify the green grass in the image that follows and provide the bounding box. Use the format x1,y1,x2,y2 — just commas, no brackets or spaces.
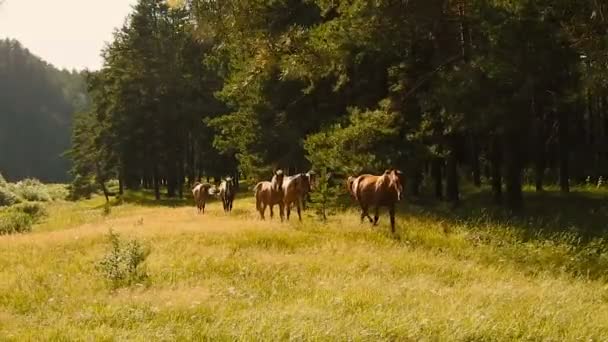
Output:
1,188,608,340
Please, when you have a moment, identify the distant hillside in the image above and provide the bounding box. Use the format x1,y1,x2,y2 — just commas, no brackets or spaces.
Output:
0,39,88,182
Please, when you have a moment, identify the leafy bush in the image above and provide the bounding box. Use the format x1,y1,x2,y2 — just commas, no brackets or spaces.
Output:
47,184,69,201
10,202,47,220
68,174,98,201
0,186,21,207
309,168,342,222
96,229,150,289
0,172,7,185
0,211,33,235
12,179,52,202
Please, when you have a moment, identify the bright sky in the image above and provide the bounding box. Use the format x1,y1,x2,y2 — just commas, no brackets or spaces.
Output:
0,0,138,71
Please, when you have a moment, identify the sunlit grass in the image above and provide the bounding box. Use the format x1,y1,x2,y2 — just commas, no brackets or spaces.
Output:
1,189,608,340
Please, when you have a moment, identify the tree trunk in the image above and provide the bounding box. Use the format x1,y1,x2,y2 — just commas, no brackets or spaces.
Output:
446,153,459,204
490,137,502,203
431,158,443,200
153,166,160,200
118,177,124,196
470,135,481,187
558,110,570,193
504,133,523,212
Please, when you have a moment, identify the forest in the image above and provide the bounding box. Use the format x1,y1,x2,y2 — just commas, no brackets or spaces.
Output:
0,39,88,182
66,0,608,212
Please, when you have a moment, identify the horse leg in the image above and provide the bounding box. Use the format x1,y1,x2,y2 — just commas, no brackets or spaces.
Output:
286,202,291,221
373,206,380,226
270,205,274,219
389,205,396,234
260,203,266,220
360,205,373,223
279,203,285,222
297,201,302,221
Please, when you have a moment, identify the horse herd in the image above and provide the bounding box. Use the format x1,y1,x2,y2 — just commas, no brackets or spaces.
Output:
191,168,405,233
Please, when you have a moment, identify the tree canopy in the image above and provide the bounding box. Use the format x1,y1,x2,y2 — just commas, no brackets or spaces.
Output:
67,0,608,210
0,39,87,182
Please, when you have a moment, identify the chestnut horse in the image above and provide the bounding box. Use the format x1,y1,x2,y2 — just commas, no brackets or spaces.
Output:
282,173,311,221
350,169,404,233
253,170,285,221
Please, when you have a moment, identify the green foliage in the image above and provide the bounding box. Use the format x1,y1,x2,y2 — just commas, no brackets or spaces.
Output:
0,200,48,235
12,179,52,202
0,185,21,207
67,174,98,201
96,229,150,289
9,202,48,220
308,168,341,222
0,39,87,182
0,211,33,235
305,106,400,174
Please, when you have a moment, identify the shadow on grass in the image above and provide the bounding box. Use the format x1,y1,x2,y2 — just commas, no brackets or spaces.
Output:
408,189,608,241
109,186,256,209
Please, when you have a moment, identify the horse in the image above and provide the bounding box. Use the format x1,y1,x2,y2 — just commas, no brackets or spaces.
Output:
346,176,357,200
350,169,404,233
219,177,236,213
300,171,316,210
192,182,213,214
253,169,285,221
282,173,312,221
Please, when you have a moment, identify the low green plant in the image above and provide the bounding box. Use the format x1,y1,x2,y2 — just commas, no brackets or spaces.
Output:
0,211,33,235
0,186,21,207
10,202,47,219
67,174,98,200
309,168,342,222
96,229,150,289
12,179,52,202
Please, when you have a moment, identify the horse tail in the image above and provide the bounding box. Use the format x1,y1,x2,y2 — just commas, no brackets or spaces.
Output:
253,182,263,211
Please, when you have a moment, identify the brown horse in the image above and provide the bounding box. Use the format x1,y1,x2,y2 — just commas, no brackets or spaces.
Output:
253,170,285,221
192,182,213,214
282,173,311,221
351,169,404,233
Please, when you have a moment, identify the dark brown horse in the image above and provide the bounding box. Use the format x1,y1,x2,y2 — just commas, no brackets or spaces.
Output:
350,169,404,233
253,170,285,221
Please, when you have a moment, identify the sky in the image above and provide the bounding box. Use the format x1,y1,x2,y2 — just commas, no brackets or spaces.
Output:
0,0,138,71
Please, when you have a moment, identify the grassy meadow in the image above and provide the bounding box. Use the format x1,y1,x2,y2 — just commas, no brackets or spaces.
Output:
1,186,608,340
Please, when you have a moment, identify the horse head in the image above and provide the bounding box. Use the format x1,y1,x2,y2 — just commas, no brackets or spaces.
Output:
388,169,404,201
272,169,285,191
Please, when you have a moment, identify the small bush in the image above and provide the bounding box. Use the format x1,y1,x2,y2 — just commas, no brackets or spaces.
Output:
12,179,52,202
68,174,98,200
309,168,342,222
96,229,150,289
10,202,47,220
47,184,69,201
0,211,33,235
0,186,21,207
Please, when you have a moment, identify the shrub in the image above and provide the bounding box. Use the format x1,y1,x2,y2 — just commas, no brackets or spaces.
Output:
68,174,98,201
0,211,33,235
12,179,51,202
47,184,69,201
0,172,7,185
96,229,150,289
10,202,47,220
309,168,342,222
0,186,21,207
